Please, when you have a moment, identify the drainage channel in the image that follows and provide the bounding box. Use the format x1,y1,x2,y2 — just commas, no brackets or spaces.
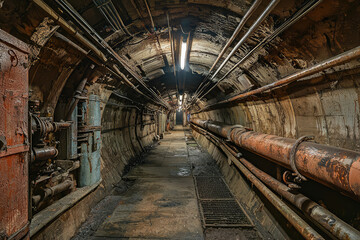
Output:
184,128,263,240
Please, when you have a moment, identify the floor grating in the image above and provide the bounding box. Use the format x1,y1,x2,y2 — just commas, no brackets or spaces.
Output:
194,177,253,228
200,199,253,227
195,177,233,199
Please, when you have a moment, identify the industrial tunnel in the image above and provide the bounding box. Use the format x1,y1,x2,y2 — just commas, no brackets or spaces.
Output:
0,0,360,239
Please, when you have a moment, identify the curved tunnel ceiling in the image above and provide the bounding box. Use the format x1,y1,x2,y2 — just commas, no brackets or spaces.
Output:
1,0,358,111
56,0,358,104
25,0,357,107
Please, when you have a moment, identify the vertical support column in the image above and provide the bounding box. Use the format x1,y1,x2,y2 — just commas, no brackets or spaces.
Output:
0,29,30,239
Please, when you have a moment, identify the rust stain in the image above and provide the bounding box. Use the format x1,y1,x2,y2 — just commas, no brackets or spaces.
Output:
0,29,29,238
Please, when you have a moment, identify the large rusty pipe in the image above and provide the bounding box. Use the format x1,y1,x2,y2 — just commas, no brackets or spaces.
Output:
190,118,360,199
195,131,324,239
192,124,360,239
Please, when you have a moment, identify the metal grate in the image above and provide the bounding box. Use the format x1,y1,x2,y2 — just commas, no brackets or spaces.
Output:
200,199,252,227
195,177,233,199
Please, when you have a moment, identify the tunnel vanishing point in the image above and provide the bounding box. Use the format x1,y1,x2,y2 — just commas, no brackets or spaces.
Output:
1,0,360,239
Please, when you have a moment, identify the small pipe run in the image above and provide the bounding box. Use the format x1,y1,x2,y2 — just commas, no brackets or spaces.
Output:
210,0,280,80
94,0,133,36
198,45,360,112
143,0,155,31
238,156,360,240
32,180,73,207
193,0,262,98
53,0,169,108
196,0,322,101
166,12,176,78
190,118,360,199
32,0,167,108
32,0,107,62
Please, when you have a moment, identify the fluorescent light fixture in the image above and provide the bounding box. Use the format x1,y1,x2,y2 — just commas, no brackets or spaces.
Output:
180,41,187,70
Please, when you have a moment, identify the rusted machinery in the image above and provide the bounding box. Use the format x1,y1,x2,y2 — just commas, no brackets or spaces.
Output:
29,109,77,212
190,118,360,200
0,29,30,240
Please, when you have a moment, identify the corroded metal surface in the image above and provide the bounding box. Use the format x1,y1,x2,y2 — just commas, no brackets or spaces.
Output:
0,29,29,239
191,118,360,199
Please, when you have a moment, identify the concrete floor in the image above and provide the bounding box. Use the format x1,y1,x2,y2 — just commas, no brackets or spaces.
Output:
73,126,263,240
74,126,204,239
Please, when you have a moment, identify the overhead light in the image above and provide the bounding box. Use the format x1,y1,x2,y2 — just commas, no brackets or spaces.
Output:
180,41,187,70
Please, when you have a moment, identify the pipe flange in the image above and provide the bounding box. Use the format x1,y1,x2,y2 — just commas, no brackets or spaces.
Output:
290,135,314,182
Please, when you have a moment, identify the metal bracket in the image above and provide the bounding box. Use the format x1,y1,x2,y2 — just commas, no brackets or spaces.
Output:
289,135,314,183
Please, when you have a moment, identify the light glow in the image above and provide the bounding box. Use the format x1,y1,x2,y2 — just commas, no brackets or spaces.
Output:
179,95,183,101
180,41,187,70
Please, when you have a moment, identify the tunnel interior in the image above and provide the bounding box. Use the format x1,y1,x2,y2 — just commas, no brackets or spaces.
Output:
0,0,360,239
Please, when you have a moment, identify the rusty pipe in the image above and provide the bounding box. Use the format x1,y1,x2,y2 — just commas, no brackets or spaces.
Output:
31,146,58,162
144,0,155,31
32,0,107,62
32,179,73,206
199,45,360,112
53,32,89,55
190,118,360,199
208,140,323,239
237,156,360,240
196,0,322,101
211,0,280,80
192,124,360,239
55,0,170,109
193,0,262,98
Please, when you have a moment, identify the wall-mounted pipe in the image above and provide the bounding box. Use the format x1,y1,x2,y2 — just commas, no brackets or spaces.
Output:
32,0,166,108
238,156,360,240
190,118,360,199
34,0,169,109
192,124,360,240
193,0,262,98
196,0,322,101
32,180,73,207
166,12,176,78
197,45,360,112
210,0,280,80
191,125,323,240
32,0,107,62
53,32,89,55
